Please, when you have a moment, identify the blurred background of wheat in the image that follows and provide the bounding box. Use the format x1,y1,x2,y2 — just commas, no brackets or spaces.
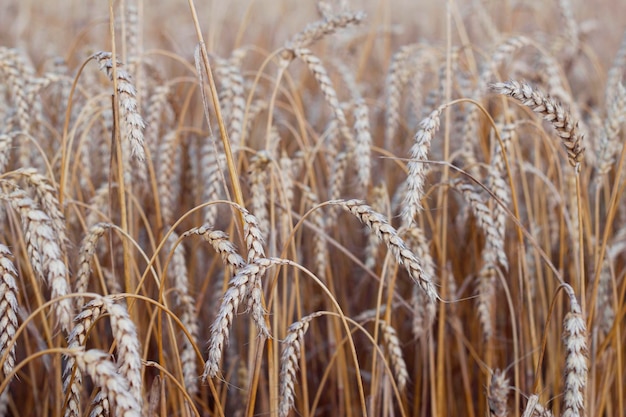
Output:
0,0,625,416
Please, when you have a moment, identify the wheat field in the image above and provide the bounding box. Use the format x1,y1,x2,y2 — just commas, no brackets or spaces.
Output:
0,0,625,416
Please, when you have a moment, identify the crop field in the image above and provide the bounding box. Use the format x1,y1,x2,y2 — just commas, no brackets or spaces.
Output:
0,0,625,416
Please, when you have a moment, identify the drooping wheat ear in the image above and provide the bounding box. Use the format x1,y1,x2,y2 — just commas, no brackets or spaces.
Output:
404,226,437,339
203,257,288,380
10,168,68,247
283,11,365,54
293,48,354,145
249,151,271,236
278,311,324,417
103,299,143,410
73,349,141,417
488,369,510,417
64,297,107,417
165,232,199,396
183,226,246,273
385,43,421,147
2,187,73,332
380,321,409,392
490,80,584,169
0,47,34,136
331,199,438,301
401,104,446,226
353,98,372,192
0,244,18,380
561,285,588,417
522,395,555,417
92,51,146,162
455,181,508,270
596,82,626,178
74,223,111,309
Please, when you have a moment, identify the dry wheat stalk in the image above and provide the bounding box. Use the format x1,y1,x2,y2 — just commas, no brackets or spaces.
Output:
0,244,18,379
203,257,288,379
491,80,584,168
278,311,324,417
401,104,446,225
92,51,146,162
2,187,73,332
380,321,408,391
73,349,141,417
488,369,510,417
331,199,438,300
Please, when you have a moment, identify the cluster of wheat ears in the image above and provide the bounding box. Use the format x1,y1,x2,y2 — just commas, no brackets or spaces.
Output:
0,0,624,416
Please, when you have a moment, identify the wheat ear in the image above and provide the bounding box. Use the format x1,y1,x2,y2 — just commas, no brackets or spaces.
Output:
73,349,141,417
0,245,18,379
331,199,438,300
278,311,324,417
561,285,588,417
92,51,146,162
491,80,584,168
203,257,288,380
